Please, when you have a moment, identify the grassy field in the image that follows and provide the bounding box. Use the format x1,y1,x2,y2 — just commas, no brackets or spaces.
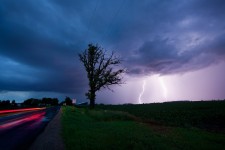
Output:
97,101,225,130
61,101,225,150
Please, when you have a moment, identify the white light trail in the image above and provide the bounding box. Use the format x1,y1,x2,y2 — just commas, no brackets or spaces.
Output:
159,77,167,99
138,80,146,104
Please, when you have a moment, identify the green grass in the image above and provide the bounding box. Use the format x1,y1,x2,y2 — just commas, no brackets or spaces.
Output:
61,105,225,150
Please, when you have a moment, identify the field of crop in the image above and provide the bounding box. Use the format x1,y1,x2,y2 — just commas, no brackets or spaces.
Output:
61,101,225,150
97,100,225,131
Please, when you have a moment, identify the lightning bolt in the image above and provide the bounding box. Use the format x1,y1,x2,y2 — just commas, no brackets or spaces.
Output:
138,80,146,104
159,77,167,99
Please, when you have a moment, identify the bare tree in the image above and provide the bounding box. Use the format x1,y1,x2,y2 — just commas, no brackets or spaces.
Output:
78,44,125,108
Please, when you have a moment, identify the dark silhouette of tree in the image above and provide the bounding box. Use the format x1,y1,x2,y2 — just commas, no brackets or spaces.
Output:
52,98,59,106
11,100,17,106
79,44,125,108
41,97,59,106
41,98,48,106
0,100,11,107
23,98,41,106
11,100,15,105
65,96,73,106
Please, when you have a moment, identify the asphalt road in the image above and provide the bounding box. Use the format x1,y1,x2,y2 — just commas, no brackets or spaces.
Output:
0,106,60,150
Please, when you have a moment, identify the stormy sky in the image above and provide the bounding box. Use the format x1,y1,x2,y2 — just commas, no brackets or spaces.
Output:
1,0,225,103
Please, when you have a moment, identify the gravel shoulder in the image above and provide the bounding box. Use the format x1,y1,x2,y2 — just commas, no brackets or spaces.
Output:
29,108,65,150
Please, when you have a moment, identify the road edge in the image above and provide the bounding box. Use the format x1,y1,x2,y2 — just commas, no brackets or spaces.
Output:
29,107,65,150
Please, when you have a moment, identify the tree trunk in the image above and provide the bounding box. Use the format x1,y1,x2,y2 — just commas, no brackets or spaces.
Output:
89,91,96,109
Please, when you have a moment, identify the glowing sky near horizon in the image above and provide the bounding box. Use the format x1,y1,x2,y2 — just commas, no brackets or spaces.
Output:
0,0,225,103
96,61,225,104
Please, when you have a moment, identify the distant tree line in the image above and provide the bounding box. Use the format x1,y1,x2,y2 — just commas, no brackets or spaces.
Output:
0,97,59,108
0,96,75,109
23,97,59,107
0,100,17,108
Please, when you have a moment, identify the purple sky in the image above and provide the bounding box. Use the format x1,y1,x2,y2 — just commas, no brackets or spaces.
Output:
0,0,225,103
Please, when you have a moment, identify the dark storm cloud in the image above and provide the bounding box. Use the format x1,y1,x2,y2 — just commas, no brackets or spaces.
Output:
0,0,87,93
0,0,225,94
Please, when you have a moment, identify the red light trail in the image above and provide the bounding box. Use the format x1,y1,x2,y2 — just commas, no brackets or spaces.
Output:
0,112,46,129
0,108,45,114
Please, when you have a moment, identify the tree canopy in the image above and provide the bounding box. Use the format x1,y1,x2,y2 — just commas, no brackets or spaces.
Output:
79,44,125,108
